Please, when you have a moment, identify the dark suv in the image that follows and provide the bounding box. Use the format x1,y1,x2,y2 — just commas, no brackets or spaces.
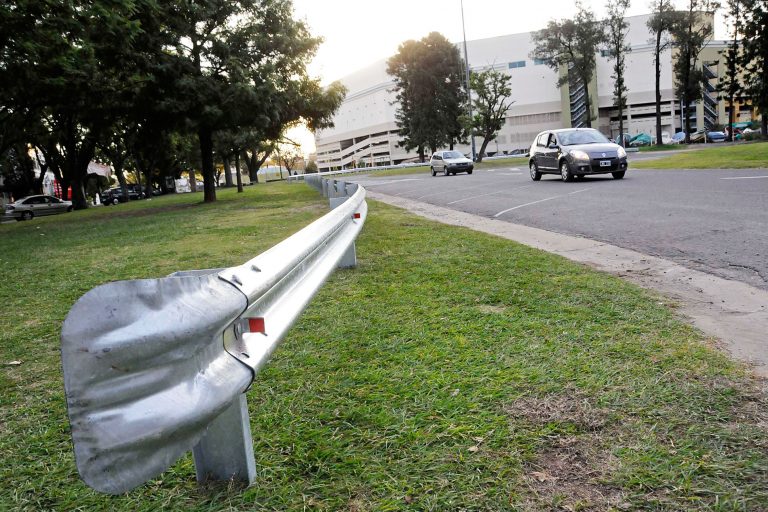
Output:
101,186,145,205
528,128,628,181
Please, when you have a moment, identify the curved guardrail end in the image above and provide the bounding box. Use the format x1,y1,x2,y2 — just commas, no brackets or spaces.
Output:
61,274,252,494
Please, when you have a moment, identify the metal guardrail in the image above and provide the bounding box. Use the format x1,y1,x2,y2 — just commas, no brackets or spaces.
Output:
60,177,367,494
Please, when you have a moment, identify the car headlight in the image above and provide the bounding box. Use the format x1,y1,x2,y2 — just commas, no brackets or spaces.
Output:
617,146,627,158
569,150,590,161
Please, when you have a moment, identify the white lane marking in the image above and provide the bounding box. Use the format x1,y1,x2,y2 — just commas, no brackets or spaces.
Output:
493,188,591,218
720,175,768,180
499,173,522,176
447,184,533,205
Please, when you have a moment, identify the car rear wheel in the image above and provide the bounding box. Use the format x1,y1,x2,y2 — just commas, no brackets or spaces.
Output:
560,160,573,182
431,167,436,177
612,171,625,179
529,162,542,181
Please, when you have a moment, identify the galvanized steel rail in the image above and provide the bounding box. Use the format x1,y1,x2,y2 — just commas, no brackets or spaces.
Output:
60,177,366,494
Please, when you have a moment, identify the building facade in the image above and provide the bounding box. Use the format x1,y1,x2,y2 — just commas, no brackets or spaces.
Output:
315,14,741,171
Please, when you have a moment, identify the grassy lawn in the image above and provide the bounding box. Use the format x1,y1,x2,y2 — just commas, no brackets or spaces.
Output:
637,144,687,152
633,141,768,169
1,183,767,510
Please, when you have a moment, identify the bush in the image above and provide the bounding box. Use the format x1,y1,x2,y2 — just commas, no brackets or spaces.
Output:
304,160,318,173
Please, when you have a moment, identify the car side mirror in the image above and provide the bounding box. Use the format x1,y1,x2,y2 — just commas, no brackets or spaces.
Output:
548,143,558,150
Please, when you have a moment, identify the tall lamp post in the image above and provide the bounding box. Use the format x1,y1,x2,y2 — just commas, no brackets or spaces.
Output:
461,0,477,161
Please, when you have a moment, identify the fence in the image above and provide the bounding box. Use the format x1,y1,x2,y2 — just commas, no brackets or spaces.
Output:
60,177,367,494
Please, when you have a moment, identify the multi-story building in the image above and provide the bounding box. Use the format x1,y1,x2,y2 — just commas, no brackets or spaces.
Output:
314,13,745,171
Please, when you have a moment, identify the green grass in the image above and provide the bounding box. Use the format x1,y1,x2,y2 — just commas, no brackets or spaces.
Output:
633,141,768,169
637,144,687,152
1,184,767,510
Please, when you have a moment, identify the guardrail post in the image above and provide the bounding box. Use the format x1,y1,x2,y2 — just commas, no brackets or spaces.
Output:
192,394,257,485
330,196,357,268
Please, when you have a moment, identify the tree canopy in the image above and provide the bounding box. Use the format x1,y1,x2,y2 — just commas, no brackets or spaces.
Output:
469,69,514,163
386,32,467,161
0,0,345,207
530,2,605,128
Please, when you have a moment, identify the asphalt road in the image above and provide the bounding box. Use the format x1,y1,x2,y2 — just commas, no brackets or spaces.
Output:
352,162,768,291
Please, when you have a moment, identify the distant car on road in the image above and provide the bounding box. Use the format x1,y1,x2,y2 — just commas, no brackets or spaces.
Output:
528,128,628,182
706,131,727,143
430,150,474,176
671,132,687,144
4,195,73,220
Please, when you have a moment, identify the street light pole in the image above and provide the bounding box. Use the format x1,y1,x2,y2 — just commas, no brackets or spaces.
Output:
461,0,477,161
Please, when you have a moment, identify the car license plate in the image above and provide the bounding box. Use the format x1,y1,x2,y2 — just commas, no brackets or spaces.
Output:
599,160,611,167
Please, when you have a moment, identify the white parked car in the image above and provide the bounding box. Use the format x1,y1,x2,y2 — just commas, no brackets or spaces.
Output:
429,150,474,176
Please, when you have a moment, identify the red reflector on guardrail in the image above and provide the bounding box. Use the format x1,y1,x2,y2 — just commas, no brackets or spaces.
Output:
248,318,265,334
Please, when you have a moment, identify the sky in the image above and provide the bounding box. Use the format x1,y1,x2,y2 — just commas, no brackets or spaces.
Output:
287,0,729,154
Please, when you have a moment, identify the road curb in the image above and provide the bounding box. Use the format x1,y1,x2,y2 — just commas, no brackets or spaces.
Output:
368,190,768,378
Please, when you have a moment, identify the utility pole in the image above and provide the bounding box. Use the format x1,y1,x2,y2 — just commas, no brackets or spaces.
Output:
461,0,477,161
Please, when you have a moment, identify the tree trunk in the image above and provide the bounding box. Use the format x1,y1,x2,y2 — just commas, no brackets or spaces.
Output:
235,151,243,193
583,79,592,129
189,168,197,192
728,94,735,142
223,156,233,187
762,112,767,137
655,32,663,146
198,127,216,202
476,136,491,163
114,163,129,201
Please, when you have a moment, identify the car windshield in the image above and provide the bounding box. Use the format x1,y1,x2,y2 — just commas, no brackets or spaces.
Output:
443,151,464,159
558,130,610,146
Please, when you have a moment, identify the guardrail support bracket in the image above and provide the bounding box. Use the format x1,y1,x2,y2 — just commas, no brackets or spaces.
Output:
329,196,357,268
192,393,256,486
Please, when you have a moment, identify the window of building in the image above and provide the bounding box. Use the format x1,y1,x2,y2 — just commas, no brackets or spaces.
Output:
508,61,526,69
533,58,545,65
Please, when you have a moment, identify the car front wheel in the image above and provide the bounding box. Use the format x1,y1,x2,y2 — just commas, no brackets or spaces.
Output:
612,171,625,179
21,211,33,221
529,161,542,181
560,160,573,182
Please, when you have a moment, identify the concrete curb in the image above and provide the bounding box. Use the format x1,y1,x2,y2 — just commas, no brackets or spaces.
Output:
369,191,768,378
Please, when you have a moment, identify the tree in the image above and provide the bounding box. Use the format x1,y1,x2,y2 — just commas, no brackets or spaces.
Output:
671,0,719,143
0,0,164,209
719,0,744,141
531,2,605,128
387,32,466,160
605,0,631,145
162,0,344,203
278,143,303,176
739,0,768,135
647,0,681,145
243,141,276,184
469,70,514,163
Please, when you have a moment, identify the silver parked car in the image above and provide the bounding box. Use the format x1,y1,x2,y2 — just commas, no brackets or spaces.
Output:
4,195,73,221
429,150,474,176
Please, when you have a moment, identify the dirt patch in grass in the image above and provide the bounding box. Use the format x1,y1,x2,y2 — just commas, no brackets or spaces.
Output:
508,392,628,511
521,435,627,512
508,392,611,432
476,304,507,314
